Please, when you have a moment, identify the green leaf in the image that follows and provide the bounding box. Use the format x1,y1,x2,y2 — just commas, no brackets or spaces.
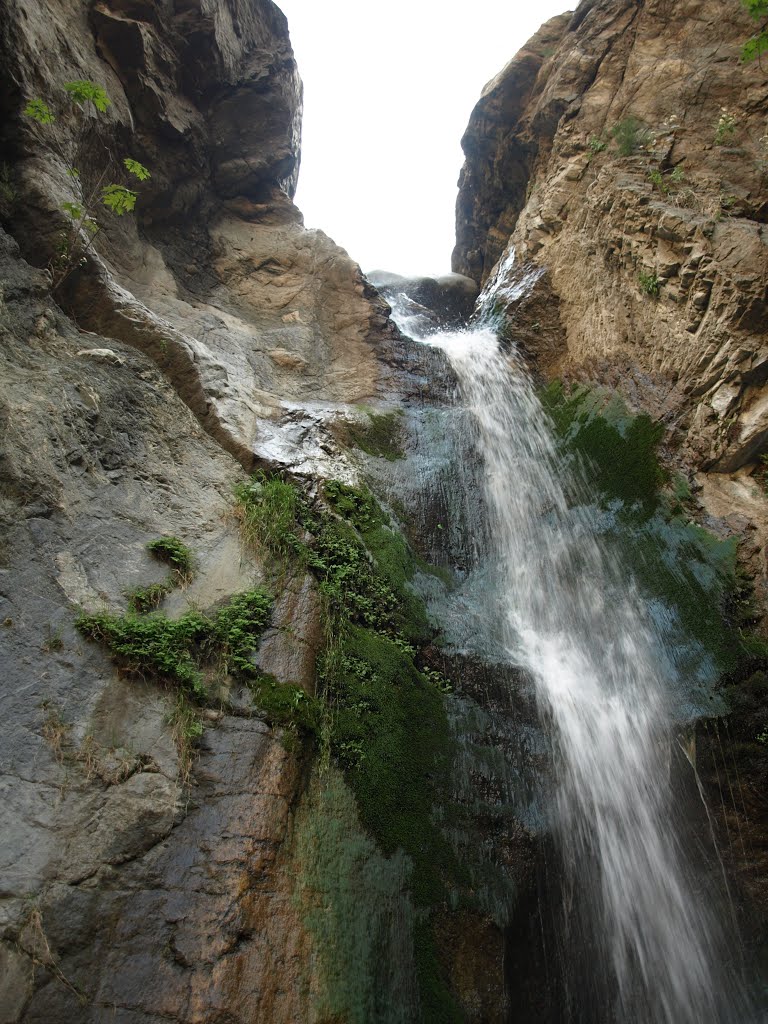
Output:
742,0,768,19
66,167,80,178
101,184,137,215
61,201,84,220
64,80,111,113
742,29,768,61
23,98,55,124
83,218,99,235
123,158,151,181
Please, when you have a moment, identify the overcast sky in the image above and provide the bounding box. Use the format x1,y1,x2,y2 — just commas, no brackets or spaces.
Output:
277,0,571,277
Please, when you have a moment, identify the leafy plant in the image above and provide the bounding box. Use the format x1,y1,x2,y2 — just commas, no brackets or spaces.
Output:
638,269,661,297
741,0,768,62
63,80,111,112
23,98,55,124
127,536,194,611
714,108,738,145
649,168,668,194
21,80,151,289
146,536,194,581
611,116,650,156
588,135,607,154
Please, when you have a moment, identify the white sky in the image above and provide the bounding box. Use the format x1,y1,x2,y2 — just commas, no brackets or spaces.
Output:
277,0,572,277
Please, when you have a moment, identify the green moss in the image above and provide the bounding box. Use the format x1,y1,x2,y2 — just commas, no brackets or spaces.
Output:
540,381,665,516
291,768,419,1023
324,626,459,902
338,409,406,461
235,472,462,1016
539,380,758,678
323,480,430,644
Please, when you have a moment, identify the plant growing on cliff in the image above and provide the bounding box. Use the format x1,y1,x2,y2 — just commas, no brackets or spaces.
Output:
611,116,650,156
741,0,768,61
638,269,661,297
126,536,195,612
22,80,150,289
714,108,739,145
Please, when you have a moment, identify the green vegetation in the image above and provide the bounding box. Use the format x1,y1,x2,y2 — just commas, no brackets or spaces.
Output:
127,536,194,612
648,166,684,195
541,381,665,514
611,115,650,156
22,80,151,288
333,408,406,461
233,474,304,561
588,135,608,154
714,108,739,145
234,472,464,1018
146,536,194,580
741,0,768,62
77,581,320,761
291,769,419,1023
127,581,169,614
540,381,758,678
638,269,661,297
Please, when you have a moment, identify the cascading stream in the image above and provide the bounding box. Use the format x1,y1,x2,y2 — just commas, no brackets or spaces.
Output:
388,287,752,1022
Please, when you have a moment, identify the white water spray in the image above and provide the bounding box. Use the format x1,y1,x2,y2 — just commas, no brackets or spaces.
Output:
388,290,752,1021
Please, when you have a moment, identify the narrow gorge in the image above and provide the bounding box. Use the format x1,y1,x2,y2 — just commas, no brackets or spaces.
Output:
1,0,767,1021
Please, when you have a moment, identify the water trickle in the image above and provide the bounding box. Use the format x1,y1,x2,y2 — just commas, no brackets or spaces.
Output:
388,289,754,1021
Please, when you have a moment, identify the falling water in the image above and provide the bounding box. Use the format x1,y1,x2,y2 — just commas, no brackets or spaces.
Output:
387,283,754,1021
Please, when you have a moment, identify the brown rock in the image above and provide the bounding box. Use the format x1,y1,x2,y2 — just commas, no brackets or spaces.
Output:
454,0,768,472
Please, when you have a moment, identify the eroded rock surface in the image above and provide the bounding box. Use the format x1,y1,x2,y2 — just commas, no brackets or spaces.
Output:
454,0,768,473
0,0,397,470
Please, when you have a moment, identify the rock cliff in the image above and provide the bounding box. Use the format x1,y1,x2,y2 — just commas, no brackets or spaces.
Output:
3,0,768,1019
0,1,527,1020
454,0,768,475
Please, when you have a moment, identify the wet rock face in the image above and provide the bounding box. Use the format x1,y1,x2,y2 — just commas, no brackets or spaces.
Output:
368,270,480,329
0,0,397,469
0,228,318,1023
453,0,768,472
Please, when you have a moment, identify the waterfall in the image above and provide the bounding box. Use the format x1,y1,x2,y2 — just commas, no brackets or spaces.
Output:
386,289,754,1022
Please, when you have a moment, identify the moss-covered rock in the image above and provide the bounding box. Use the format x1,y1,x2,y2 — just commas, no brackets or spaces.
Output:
540,381,752,682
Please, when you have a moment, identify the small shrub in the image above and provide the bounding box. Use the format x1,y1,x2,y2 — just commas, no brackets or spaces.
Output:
147,536,194,582
714,108,738,145
127,581,170,614
588,135,607,154
76,607,209,695
638,269,661,297
648,168,668,194
611,116,650,156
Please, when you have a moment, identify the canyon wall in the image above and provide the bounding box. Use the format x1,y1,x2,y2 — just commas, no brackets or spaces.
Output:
454,0,768,474
0,1,525,1020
